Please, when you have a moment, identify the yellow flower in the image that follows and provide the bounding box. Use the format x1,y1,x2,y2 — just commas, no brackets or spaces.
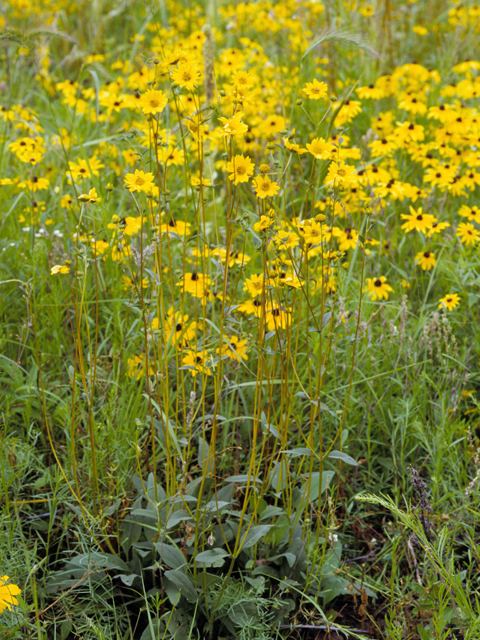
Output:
325,161,357,187
253,214,274,233
274,229,299,250
226,155,255,185
182,350,213,376
0,576,21,614
19,176,49,192
68,156,104,181
284,136,307,154
9,136,45,164
218,112,248,138
217,335,249,362
124,216,143,236
140,89,168,115
265,304,290,331
78,187,100,203
127,354,155,379
122,275,148,290
178,272,212,300
244,274,264,297
401,207,436,233
191,174,213,188
252,175,280,199
415,250,436,270
334,227,359,252
306,137,330,160
459,205,480,224
158,217,192,237
122,148,140,165
157,308,198,348
413,25,428,36
365,276,393,301
359,4,375,17
60,194,74,208
438,293,460,311
425,220,450,237
456,222,480,246
50,263,70,275
171,62,202,91
124,170,155,194
302,79,328,100
111,243,132,262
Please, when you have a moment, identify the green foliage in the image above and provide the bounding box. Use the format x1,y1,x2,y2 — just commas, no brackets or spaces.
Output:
0,0,480,639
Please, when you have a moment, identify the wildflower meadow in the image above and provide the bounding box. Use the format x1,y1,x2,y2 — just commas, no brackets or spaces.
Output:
1,0,480,638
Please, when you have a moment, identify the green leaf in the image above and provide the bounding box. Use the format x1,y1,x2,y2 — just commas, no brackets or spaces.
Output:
282,447,313,457
118,573,139,587
225,474,261,484
59,621,72,640
195,548,229,567
306,471,335,501
164,577,181,606
164,569,197,603
203,499,230,513
328,450,358,466
129,507,158,525
140,619,164,640
269,460,289,492
166,509,193,529
198,435,214,473
241,524,273,550
156,543,187,570
71,552,130,573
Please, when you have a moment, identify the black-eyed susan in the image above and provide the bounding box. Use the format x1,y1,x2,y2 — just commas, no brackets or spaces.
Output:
178,272,212,300
415,250,436,270
456,222,480,246
438,293,460,310
217,335,249,362
366,276,393,301
401,206,436,233
182,349,213,376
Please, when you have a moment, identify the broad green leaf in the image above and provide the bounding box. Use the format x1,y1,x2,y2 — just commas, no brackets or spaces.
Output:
156,543,186,570
306,470,335,501
164,577,181,606
164,569,197,603
195,548,229,567
241,524,273,550
71,552,130,573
